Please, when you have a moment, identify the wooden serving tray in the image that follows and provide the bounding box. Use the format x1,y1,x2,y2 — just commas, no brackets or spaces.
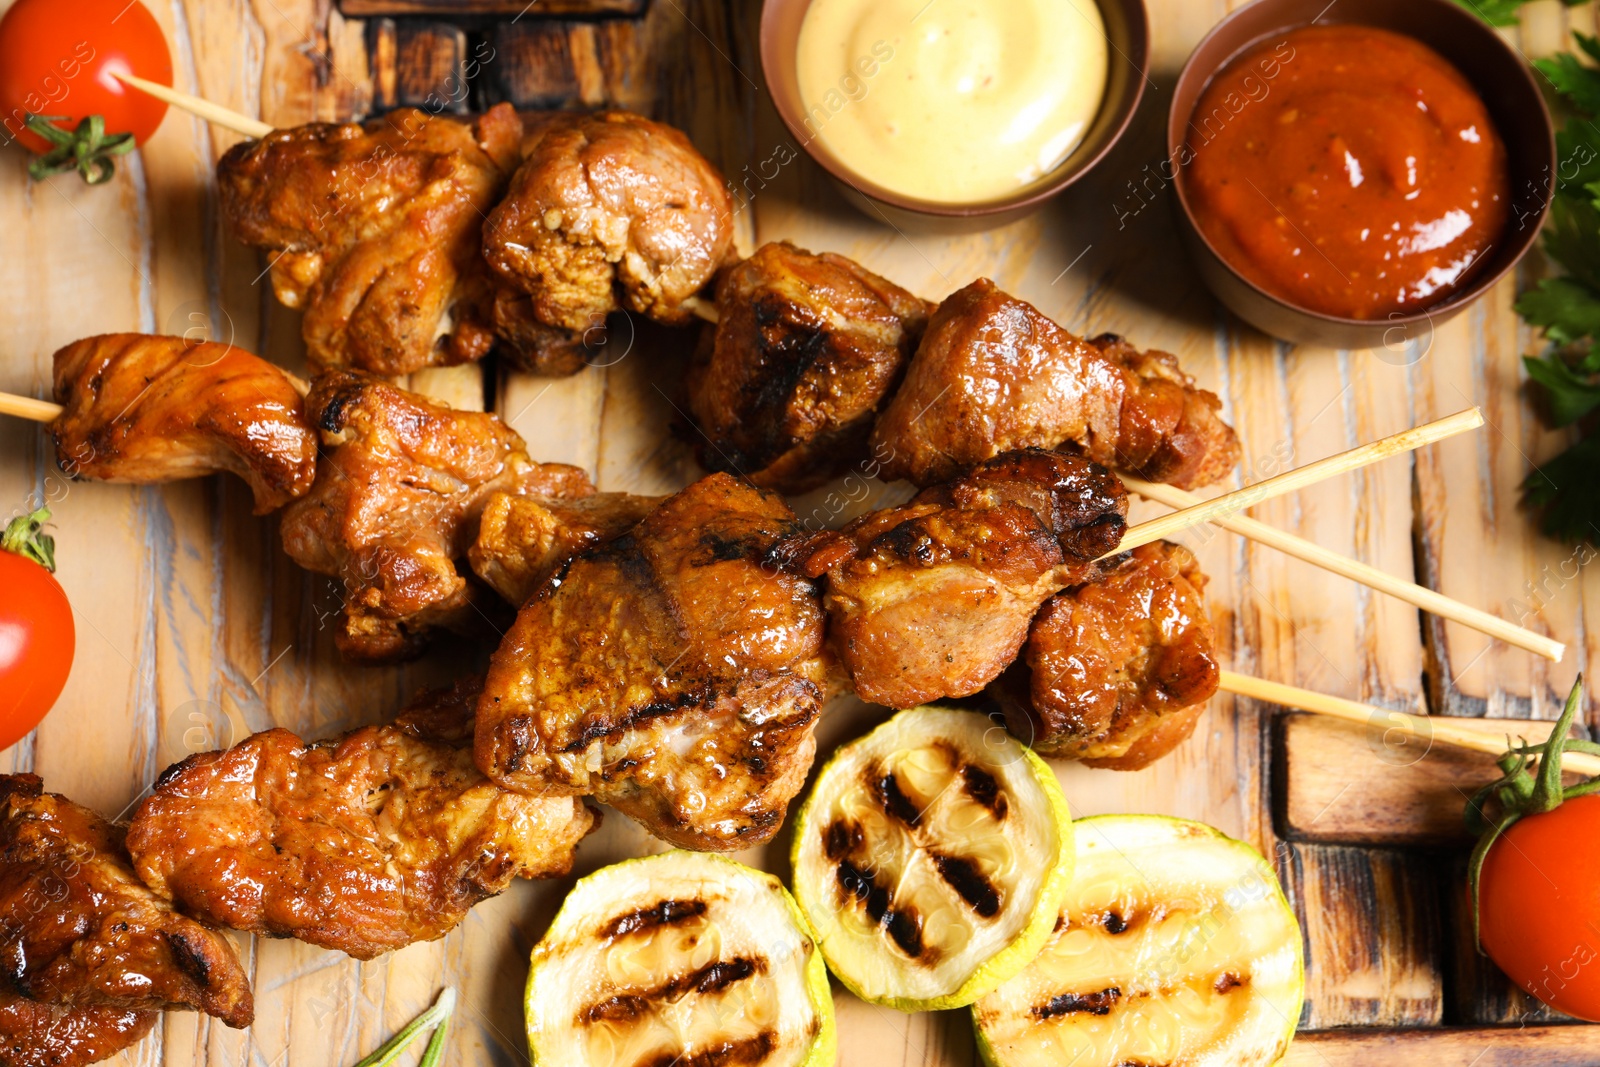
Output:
0,0,1595,1063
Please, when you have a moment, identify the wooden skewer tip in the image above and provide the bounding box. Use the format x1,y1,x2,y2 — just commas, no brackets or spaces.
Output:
1123,475,1565,663
1219,670,1600,776
0,393,63,423
1110,407,1485,558
112,71,275,140
684,296,720,324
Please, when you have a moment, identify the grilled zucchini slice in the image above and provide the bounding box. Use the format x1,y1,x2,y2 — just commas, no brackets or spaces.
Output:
525,851,835,1067
973,815,1304,1067
791,706,1073,1011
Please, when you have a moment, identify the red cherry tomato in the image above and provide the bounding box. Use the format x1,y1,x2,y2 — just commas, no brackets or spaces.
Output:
0,0,173,154
1478,793,1600,1021
0,513,75,752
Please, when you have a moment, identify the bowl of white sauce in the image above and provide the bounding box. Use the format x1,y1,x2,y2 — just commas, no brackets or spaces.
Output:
760,0,1148,227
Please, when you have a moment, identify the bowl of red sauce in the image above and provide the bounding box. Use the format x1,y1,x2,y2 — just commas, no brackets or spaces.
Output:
1167,0,1553,349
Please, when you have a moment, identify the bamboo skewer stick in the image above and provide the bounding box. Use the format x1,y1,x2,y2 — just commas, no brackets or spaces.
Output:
0,365,312,427
0,393,62,423
1109,407,1484,557
1219,670,1600,776
1123,475,1565,662
682,296,719,324
112,72,274,139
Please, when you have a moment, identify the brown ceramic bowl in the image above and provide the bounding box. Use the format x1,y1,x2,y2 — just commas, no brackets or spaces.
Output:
1167,0,1554,350
760,0,1150,229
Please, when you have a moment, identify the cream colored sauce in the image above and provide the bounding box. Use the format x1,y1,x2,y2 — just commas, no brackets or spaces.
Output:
795,0,1109,204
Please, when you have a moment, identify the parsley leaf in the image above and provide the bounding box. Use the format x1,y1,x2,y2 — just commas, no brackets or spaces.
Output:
1523,436,1600,543
1537,34,1600,115
1542,195,1600,291
1523,350,1600,425
1515,277,1600,345
1554,120,1600,197
1455,0,1583,27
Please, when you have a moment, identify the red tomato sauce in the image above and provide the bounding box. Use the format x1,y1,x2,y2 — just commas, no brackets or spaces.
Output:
1180,25,1509,320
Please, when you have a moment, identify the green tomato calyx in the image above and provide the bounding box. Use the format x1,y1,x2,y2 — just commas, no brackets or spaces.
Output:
1,507,56,572
1467,676,1597,952
24,113,135,185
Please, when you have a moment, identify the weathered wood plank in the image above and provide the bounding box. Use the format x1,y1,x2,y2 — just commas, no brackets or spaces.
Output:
1278,844,1445,1028
369,19,472,114
1284,1026,1600,1066
484,22,586,109
1277,713,1587,846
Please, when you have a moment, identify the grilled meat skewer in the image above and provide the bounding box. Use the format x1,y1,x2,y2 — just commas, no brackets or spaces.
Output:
782,450,1130,709
126,679,596,961
483,110,737,336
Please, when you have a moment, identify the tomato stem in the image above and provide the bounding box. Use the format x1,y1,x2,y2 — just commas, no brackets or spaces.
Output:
1467,676,1588,952
23,114,135,186
1,507,56,573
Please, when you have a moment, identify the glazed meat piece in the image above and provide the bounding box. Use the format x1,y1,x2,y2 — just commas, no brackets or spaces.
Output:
486,284,597,377
475,474,832,852
871,280,1240,489
994,540,1219,770
126,680,597,961
0,774,252,1027
0,994,155,1067
218,104,522,375
281,371,595,662
784,450,1127,709
468,490,663,605
483,111,735,332
50,333,316,514
686,242,931,492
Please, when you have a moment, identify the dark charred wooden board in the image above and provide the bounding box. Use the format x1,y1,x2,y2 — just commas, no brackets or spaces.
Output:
1276,842,1446,1028
483,19,654,110
369,20,472,112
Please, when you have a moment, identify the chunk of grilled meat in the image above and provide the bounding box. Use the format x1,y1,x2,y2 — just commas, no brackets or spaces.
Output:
483,111,735,332
218,104,523,375
126,680,597,961
485,284,597,377
686,242,931,492
871,279,1240,489
0,994,155,1067
784,451,1127,710
468,490,664,605
0,774,252,1028
281,371,594,662
50,334,317,515
476,473,831,852
993,541,1219,770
